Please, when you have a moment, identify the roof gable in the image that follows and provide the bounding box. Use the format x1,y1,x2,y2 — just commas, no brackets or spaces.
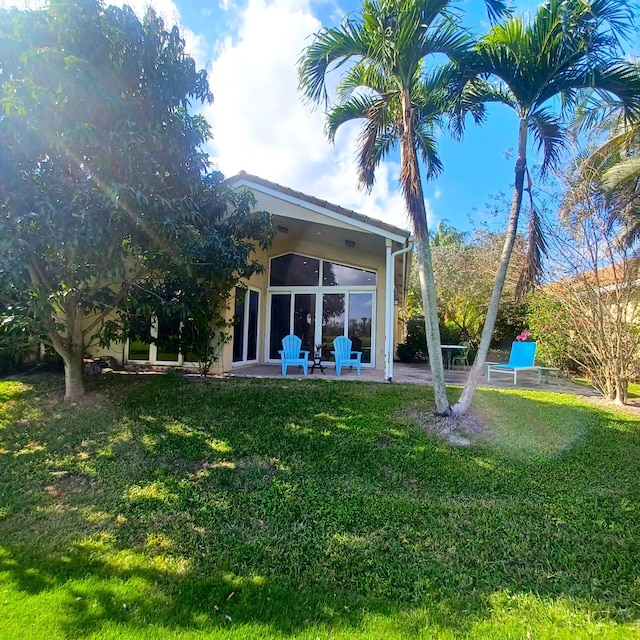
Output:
227,172,410,243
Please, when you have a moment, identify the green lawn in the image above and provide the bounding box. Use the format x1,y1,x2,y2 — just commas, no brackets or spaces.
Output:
0,374,639,639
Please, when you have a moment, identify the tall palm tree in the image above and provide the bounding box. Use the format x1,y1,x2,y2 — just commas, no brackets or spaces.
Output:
452,0,640,415
298,0,506,415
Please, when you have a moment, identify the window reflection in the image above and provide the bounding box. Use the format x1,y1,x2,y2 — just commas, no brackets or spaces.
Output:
323,261,376,286
348,293,373,363
270,254,320,286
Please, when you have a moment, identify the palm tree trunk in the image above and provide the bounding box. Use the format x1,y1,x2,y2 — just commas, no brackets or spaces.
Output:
400,89,450,415
453,118,529,415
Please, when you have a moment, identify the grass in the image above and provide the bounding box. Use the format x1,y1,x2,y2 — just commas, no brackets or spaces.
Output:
0,373,639,639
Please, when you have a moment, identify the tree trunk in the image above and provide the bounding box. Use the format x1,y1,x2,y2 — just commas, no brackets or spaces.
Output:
415,234,450,414
62,348,86,401
453,118,529,416
400,89,450,415
49,299,87,401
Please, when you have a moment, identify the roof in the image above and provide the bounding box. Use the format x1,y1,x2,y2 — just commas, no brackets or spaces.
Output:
227,171,411,241
547,257,640,291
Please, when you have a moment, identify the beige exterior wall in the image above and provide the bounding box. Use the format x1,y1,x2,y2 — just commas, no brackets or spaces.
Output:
84,182,410,375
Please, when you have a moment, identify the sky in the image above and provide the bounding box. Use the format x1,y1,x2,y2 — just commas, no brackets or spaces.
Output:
5,0,639,234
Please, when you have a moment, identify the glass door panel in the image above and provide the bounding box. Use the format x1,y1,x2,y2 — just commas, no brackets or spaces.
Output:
348,293,373,364
270,293,291,359
322,293,345,359
293,293,316,354
232,288,246,363
247,290,259,361
156,316,181,362
127,315,151,361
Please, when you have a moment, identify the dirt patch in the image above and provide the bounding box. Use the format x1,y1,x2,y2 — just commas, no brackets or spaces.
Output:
43,472,94,498
401,403,491,446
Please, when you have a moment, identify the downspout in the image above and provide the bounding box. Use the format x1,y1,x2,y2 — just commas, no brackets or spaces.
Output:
385,236,414,381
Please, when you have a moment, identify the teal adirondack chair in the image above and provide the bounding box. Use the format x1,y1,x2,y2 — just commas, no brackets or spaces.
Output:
487,341,537,385
278,334,309,375
331,336,362,376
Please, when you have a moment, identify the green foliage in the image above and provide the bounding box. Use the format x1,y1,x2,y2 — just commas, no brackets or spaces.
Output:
396,317,428,362
0,0,271,393
492,301,529,349
1,375,640,638
404,222,528,350
526,293,575,371
0,320,34,375
102,175,273,376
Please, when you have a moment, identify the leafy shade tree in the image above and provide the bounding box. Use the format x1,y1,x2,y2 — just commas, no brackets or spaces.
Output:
452,0,640,415
298,0,507,415
402,219,526,353
0,0,271,399
103,175,273,377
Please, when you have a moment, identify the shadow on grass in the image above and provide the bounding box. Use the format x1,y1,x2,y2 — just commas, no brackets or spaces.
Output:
0,374,639,637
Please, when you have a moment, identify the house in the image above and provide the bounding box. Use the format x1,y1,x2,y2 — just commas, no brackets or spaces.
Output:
95,173,413,380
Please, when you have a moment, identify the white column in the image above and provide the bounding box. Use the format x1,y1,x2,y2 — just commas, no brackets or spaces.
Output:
384,239,393,381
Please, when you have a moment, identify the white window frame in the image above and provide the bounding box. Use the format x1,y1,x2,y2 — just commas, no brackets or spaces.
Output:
125,315,199,368
266,253,377,368
232,286,261,367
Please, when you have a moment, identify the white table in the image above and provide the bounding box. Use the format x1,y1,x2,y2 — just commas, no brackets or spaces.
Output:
441,345,466,369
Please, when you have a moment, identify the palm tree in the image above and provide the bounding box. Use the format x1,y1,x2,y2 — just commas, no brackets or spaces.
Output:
451,0,640,415
577,68,640,245
298,0,506,415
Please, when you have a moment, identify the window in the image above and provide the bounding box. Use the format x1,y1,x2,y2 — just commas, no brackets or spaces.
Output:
323,261,376,286
270,254,320,286
126,315,199,366
268,253,377,366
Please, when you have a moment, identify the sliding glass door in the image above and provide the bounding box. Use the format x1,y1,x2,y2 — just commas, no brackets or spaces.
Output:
269,293,316,358
268,253,376,367
232,288,260,364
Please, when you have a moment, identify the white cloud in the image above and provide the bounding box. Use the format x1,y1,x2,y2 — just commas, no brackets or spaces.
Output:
204,0,428,232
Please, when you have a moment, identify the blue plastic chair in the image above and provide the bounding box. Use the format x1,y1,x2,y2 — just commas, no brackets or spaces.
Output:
278,334,309,375
487,341,537,385
331,336,362,376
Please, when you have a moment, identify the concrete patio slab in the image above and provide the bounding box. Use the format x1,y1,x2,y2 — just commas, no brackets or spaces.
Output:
225,362,598,397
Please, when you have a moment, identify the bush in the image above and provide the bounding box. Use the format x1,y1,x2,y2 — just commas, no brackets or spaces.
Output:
491,301,529,350
397,317,428,362
526,295,576,372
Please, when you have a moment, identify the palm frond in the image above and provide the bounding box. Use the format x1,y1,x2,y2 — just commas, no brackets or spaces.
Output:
297,20,369,106
325,94,382,143
413,126,443,179
602,157,640,191
528,107,567,176
516,174,547,299
335,59,390,103
358,128,398,189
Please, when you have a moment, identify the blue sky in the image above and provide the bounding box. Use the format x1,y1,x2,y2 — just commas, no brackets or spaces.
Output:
6,0,639,233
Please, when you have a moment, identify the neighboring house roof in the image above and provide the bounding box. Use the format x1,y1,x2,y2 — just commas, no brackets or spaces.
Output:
227,171,411,242
589,257,640,289
549,257,640,291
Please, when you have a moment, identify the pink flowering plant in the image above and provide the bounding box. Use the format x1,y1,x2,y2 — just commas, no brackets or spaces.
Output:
515,329,532,341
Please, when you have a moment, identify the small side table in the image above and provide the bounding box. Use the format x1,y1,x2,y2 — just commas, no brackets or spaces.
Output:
310,352,325,374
